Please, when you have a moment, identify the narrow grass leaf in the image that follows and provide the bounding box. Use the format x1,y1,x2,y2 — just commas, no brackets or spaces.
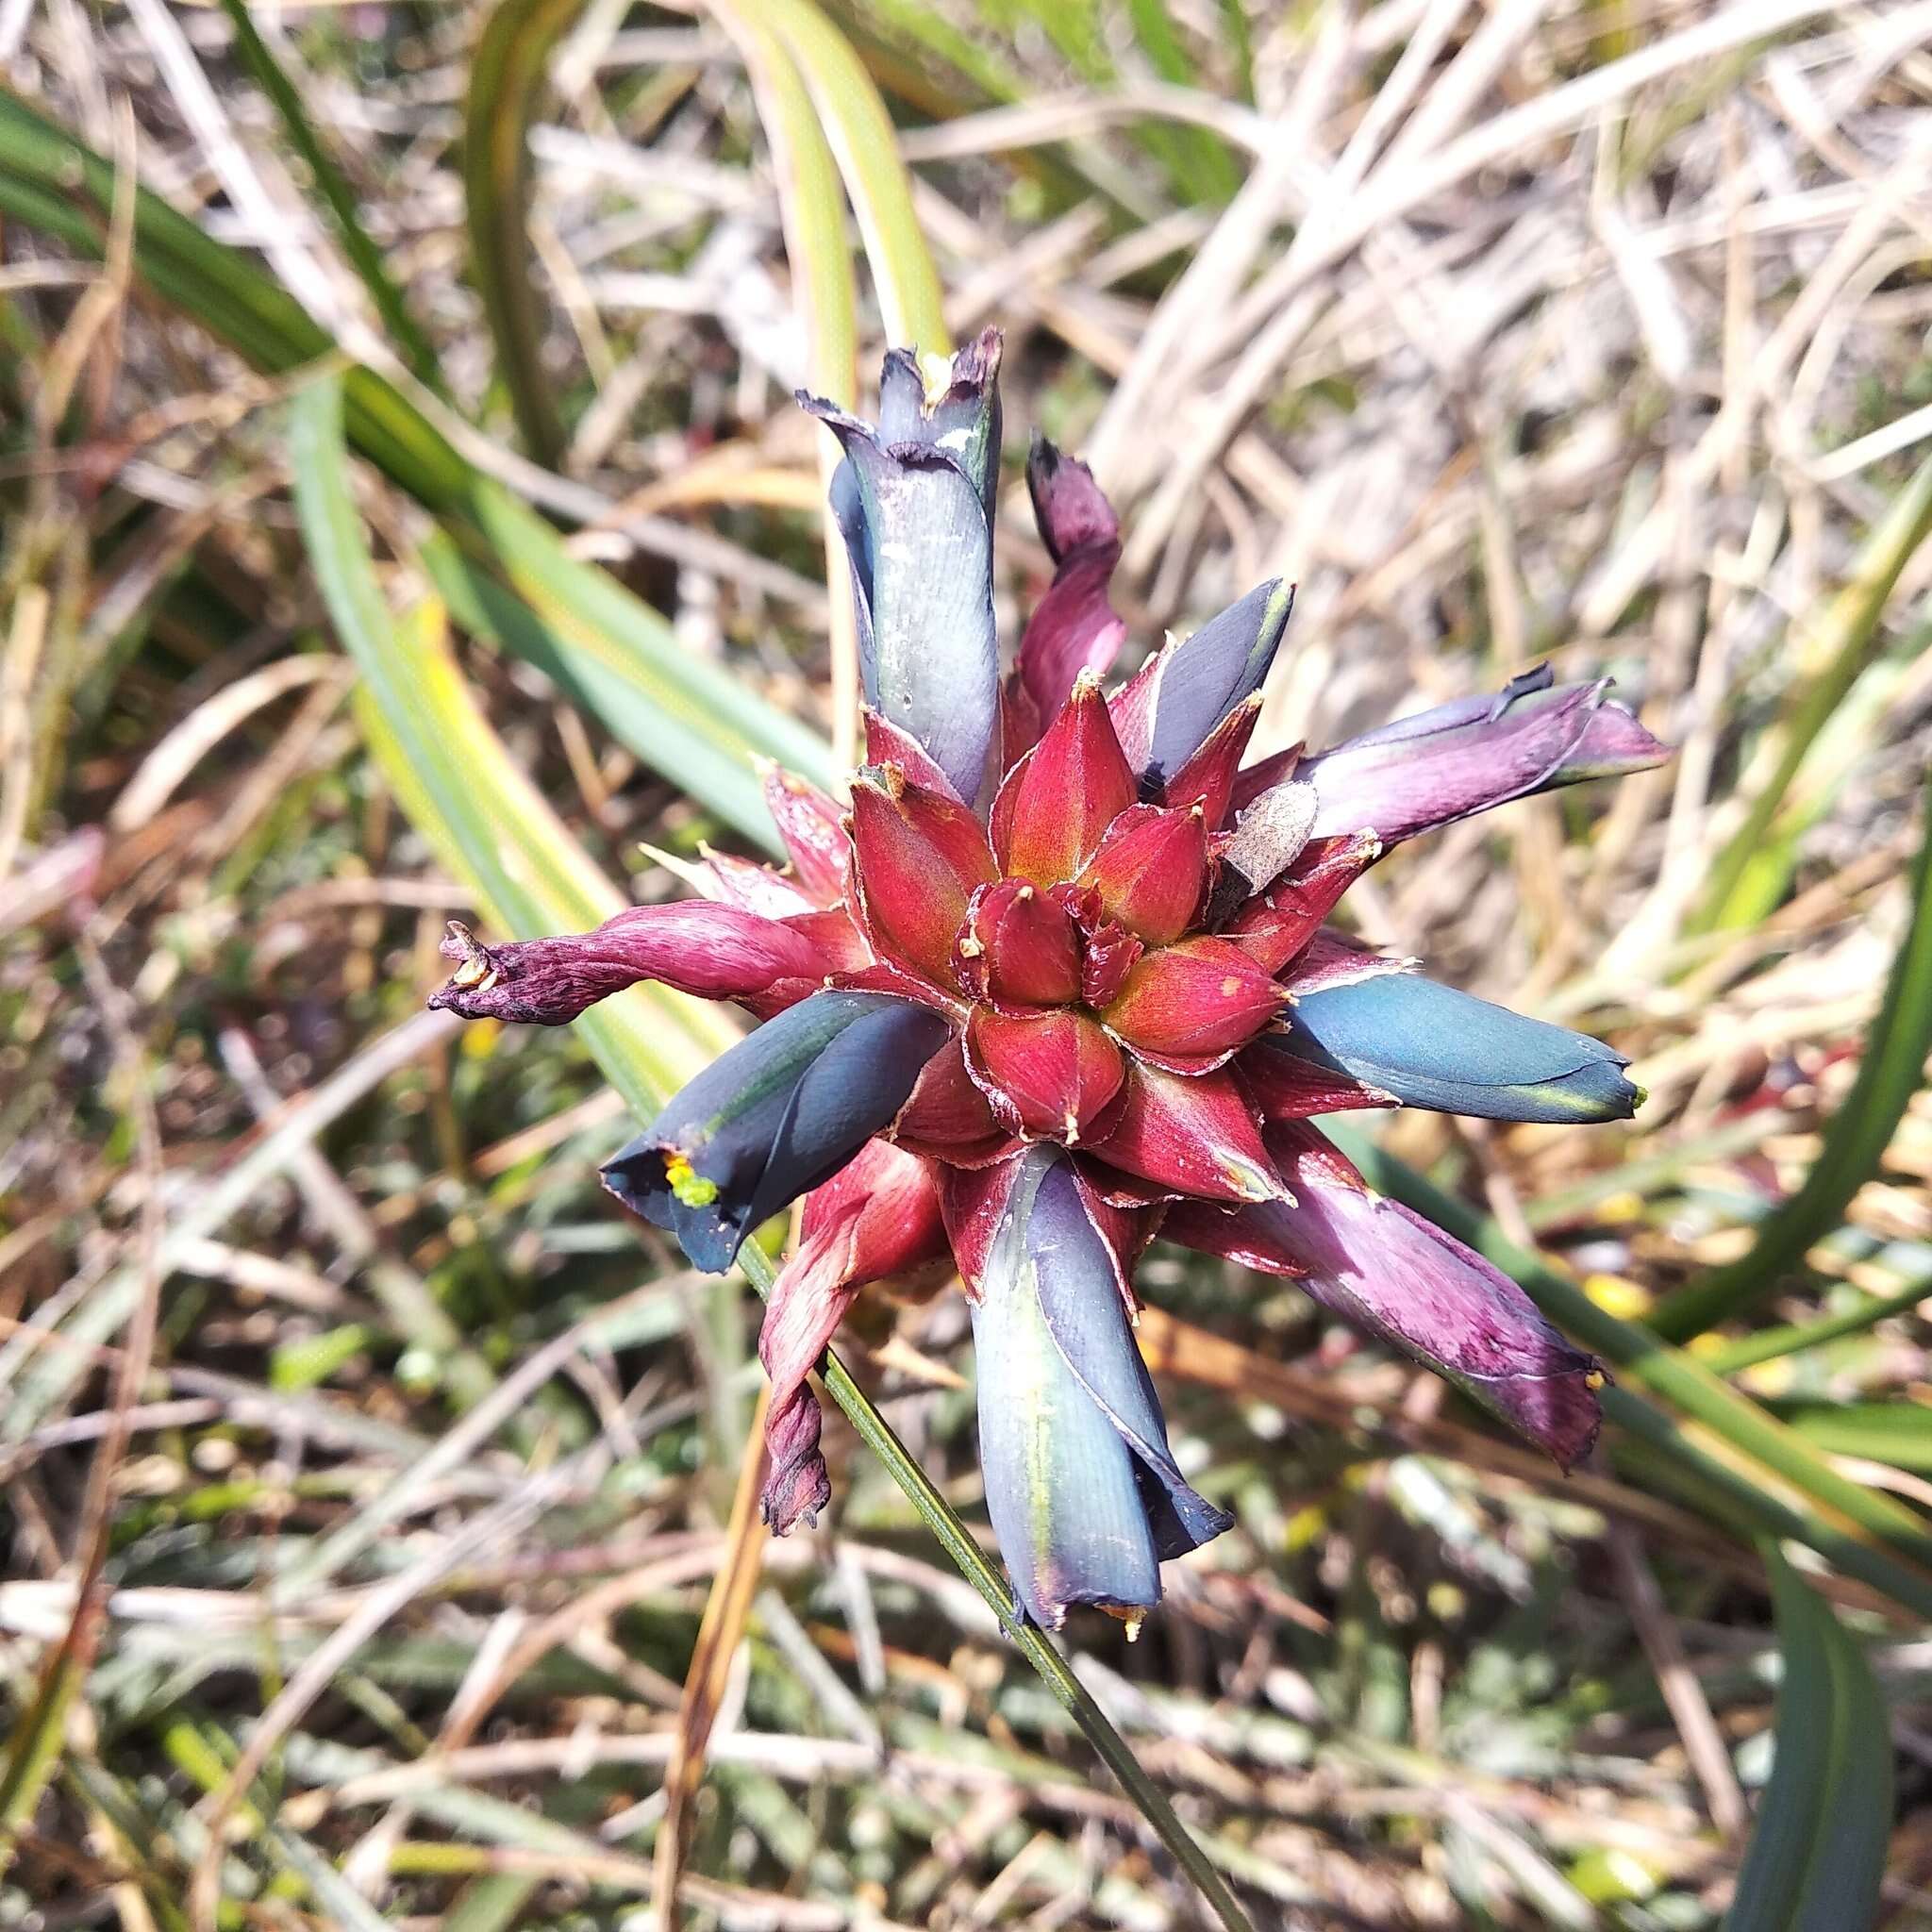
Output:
464,0,590,465
753,0,948,352
1766,1398,1932,1473
419,531,784,855
1124,0,1242,202
1697,455,1932,931
821,0,1149,220
1725,1546,1892,1932
705,0,863,758
1653,774,1932,1341
291,374,735,1117
216,0,445,391
1705,1265,1932,1374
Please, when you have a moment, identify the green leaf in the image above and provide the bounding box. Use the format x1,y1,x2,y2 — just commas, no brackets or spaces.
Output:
216,0,445,392
1697,455,1932,932
271,1324,376,1393
709,0,858,405
290,375,739,1117
1726,1546,1892,1932
1706,1268,1932,1374
463,0,591,465
0,87,831,846
1124,0,1243,202
1652,773,1932,1341
748,0,949,351
1766,1399,1932,1473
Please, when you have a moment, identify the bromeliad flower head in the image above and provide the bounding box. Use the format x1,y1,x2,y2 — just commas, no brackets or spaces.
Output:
428,328,1669,1631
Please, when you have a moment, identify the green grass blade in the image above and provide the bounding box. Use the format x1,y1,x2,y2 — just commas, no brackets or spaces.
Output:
710,0,858,406
1765,1398,1932,1473
1727,1549,1836,1929
1124,0,1242,202
1697,455,1932,932
1704,1264,1932,1374
216,0,445,393
855,0,1224,208
464,0,590,466
1652,774,1932,1341
753,0,949,352
0,1615,89,1881
0,88,832,841
705,0,863,754
1215,0,1256,102
820,0,1151,223
290,373,738,1113
1725,1546,1892,1932
1333,1124,1932,1620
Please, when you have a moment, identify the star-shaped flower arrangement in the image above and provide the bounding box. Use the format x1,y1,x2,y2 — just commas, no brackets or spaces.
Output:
431,329,1666,1629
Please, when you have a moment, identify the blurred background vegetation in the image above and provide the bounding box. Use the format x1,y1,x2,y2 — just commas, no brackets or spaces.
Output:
2,0,1932,1926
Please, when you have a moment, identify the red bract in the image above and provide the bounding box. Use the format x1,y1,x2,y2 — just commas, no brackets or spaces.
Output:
427,329,1670,1631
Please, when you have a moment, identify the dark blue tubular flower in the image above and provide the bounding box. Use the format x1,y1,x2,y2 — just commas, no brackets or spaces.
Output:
1114,577,1297,797
602,991,951,1272
1268,971,1641,1124
802,329,1004,810
964,1147,1233,1630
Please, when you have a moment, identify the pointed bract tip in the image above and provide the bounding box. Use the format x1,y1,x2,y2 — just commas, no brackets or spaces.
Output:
857,761,908,802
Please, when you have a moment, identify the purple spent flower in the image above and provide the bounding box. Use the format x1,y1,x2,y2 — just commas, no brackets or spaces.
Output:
1298,662,1665,846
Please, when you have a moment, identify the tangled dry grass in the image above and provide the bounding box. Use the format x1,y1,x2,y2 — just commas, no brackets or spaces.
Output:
3,0,1932,1926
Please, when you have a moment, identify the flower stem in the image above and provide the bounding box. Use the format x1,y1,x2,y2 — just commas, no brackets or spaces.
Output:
735,1238,1255,1932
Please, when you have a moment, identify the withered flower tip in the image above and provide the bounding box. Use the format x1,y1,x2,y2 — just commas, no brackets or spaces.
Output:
435,328,1669,1628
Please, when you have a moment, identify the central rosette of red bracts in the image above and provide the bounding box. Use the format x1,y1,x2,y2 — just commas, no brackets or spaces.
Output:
429,329,1669,1631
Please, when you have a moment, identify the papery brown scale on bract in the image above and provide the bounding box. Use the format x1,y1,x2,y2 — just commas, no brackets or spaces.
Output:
1223,831,1382,974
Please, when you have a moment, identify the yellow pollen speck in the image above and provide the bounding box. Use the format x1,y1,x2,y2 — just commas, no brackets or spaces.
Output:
1063,1109,1081,1142
664,1151,719,1208
450,954,491,991
958,936,984,958
1016,884,1034,901
1221,975,1241,997
1585,1370,1607,1391
1100,1606,1146,1641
